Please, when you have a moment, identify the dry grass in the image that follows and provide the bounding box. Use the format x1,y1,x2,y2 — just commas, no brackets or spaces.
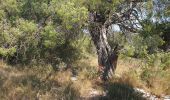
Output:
0,60,79,100
141,68,170,96
112,57,145,90
116,57,170,96
0,56,170,99
0,57,99,100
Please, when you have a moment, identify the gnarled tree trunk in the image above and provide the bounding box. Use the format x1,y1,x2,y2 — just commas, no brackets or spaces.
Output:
89,21,118,81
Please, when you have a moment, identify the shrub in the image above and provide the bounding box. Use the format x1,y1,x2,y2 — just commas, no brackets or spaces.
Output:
145,52,170,70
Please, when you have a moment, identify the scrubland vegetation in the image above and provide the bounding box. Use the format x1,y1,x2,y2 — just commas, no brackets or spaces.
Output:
0,55,170,99
0,0,170,100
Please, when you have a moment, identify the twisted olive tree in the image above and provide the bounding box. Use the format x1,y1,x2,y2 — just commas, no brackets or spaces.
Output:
0,0,156,81
86,0,146,80
55,0,149,81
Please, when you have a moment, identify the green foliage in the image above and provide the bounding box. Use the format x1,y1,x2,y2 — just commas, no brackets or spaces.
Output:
0,47,16,57
145,52,170,70
130,34,148,57
119,20,166,58
84,0,121,12
20,0,51,20
108,32,125,50
0,0,19,14
41,22,62,48
17,19,37,33
56,1,88,30
0,0,169,85
0,10,5,20
0,0,94,66
140,61,170,94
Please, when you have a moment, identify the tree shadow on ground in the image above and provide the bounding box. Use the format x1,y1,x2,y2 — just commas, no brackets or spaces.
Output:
85,81,147,100
105,82,146,100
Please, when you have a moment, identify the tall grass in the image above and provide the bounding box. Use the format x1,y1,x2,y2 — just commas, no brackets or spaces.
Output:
0,54,170,100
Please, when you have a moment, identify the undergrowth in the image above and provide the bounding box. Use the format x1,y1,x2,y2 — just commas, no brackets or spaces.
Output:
0,53,170,100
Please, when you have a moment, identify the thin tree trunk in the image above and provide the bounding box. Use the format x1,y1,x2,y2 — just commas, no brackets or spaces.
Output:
89,23,118,81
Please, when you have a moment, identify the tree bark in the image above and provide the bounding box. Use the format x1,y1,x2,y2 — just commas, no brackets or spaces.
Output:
89,22,118,81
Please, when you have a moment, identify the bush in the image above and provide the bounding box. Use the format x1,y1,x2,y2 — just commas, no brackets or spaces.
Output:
140,52,170,95
0,19,91,67
145,52,170,70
